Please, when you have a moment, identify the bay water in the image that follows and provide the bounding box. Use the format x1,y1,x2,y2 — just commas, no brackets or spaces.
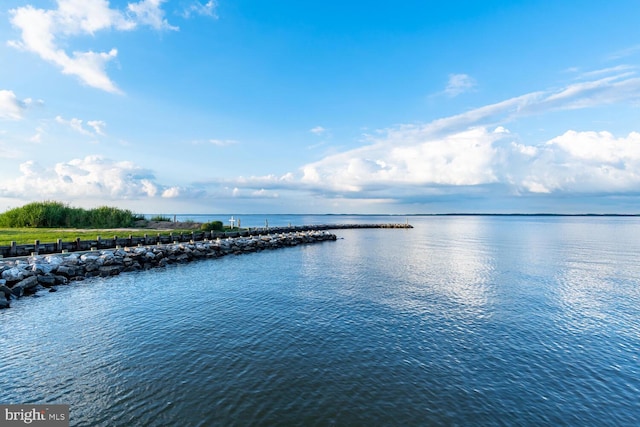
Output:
1,215,639,426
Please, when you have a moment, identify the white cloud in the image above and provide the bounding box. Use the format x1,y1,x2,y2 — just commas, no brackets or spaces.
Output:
208,139,238,146
161,187,182,198
515,131,640,194
548,130,640,163
140,179,158,197
56,115,106,137
294,125,640,203
182,0,217,18
251,189,279,198
539,74,640,111
8,0,176,93
310,126,327,135
407,70,640,140
197,68,640,209
128,0,178,31
0,156,156,199
0,90,25,120
444,73,476,97
0,155,210,203
576,65,636,79
301,127,502,192
30,126,45,143
87,120,107,136
608,44,640,61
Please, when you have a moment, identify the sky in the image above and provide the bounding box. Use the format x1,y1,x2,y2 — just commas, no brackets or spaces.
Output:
1,0,640,214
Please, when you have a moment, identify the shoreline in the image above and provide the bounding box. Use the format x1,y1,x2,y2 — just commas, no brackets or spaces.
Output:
0,229,340,310
0,223,412,258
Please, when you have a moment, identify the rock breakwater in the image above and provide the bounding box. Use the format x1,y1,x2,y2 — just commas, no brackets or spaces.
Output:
0,230,336,309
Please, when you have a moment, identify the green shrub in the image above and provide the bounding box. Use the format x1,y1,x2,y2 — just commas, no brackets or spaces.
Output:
90,206,135,228
150,215,172,222
0,201,138,228
200,220,224,232
132,213,146,221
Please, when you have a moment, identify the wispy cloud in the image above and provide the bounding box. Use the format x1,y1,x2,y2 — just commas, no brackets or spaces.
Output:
87,120,107,136
8,0,177,93
310,126,327,135
208,139,238,147
607,44,640,61
128,0,178,30
55,115,106,137
0,90,26,120
444,73,476,97
574,65,636,79
182,0,217,18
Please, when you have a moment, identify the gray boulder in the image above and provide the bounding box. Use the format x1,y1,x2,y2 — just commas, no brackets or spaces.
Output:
37,274,57,287
31,262,54,275
2,267,25,283
0,284,12,300
11,283,24,298
17,276,39,293
99,266,122,277
55,265,77,278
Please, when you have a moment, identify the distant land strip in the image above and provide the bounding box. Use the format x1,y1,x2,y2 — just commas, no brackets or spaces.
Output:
428,213,640,217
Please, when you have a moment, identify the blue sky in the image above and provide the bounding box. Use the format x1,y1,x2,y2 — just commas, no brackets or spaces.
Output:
1,0,640,214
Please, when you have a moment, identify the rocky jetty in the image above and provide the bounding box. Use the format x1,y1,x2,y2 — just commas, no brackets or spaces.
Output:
0,230,336,309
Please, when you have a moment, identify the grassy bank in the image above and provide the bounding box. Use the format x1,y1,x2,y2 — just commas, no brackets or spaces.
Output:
0,224,243,245
0,227,204,246
0,201,238,245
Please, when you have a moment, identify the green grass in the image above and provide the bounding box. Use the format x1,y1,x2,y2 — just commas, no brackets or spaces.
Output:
0,225,245,246
0,227,201,246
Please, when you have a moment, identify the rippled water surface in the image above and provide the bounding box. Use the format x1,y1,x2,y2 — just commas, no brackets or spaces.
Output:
1,216,640,426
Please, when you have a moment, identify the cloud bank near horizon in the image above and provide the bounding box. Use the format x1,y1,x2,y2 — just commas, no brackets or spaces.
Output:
2,61,640,212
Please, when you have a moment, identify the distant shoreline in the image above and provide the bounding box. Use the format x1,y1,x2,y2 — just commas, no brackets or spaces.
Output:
167,213,640,217
412,213,640,217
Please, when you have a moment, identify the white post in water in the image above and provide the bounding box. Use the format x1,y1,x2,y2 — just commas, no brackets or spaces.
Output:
229,216,236,229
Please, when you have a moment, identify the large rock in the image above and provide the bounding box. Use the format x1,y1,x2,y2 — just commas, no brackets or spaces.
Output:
15,276,39,294
99,265,122,277
80,253,98,262
37,274,57,287
2,267,25,283
0,284,12,300
11,283,24,298
54,275,68,285
22,275,39,289
100,252,117,265
62,254,80,265
0,298,9,309
55,265,77,278
44,255,63,266
31,262,54,275
84,261,100,272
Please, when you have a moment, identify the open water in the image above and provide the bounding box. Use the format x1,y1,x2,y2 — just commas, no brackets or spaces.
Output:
1,215,639,426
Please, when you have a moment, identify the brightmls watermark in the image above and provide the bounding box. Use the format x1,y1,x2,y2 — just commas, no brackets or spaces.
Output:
0,405,68,426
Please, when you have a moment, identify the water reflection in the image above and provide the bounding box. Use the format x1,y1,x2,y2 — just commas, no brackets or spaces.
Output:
2,216,640,426
550,220,640,337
